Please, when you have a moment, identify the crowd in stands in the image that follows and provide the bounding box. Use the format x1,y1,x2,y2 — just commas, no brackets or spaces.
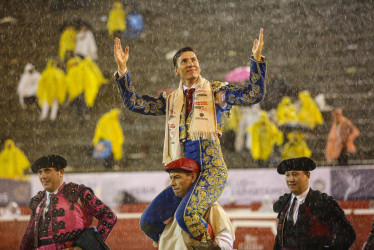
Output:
223,73,359,168
1,1,145,182
1,0,361,183
0,1,371,249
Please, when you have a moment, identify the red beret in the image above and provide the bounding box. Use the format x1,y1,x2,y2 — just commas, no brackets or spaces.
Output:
164,158,200,174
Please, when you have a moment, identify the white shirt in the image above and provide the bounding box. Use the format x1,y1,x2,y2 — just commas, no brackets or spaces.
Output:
44,183,63,217
183,85,196,91
158,202,234,250
288,186,310,225
44,191,54,218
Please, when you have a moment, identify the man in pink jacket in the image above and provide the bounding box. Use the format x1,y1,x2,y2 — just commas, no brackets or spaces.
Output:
20,154,117,250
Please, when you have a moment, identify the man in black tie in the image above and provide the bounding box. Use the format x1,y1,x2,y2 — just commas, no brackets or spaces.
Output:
273,157,356,249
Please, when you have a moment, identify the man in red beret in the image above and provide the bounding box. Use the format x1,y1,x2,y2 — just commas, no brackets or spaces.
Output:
273,157,356,249
20,154,117,250
141,158,235,249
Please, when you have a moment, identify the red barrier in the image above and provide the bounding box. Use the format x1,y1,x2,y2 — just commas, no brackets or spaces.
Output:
1,201,372,250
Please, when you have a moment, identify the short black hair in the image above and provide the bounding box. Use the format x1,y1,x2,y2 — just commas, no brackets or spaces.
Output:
173,47,195,67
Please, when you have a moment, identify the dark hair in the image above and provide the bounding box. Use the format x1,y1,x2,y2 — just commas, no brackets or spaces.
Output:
173,47,195,67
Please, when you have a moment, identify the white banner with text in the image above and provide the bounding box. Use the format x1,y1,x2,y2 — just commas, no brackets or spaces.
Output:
28,166,339,207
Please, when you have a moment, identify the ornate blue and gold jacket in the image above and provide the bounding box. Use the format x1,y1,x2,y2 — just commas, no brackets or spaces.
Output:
115,56,266,241
114,57,266,140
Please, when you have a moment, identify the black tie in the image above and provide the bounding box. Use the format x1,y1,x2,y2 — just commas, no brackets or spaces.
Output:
288,197,297,224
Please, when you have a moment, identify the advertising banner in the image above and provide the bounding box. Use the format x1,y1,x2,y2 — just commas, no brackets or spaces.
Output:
331,165,374,200
28,166,333,207
0,179,31,206
218,167,331,205
30,172,170,208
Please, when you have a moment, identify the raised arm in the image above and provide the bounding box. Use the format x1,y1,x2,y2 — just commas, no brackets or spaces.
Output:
113,38,167,116
252,28,264,61
114,37,129,76
223,28,266,106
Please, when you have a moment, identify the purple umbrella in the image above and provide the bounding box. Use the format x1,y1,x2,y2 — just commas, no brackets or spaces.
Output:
225,66,251,83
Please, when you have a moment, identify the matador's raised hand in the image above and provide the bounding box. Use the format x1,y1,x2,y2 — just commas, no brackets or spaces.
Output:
252,28,264,61
114,37,129,75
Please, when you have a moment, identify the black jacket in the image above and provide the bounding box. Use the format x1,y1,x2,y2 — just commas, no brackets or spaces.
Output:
273,189,356,250
363,219,374,250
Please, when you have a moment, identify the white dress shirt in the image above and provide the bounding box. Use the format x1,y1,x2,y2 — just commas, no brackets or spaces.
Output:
288,186,310,225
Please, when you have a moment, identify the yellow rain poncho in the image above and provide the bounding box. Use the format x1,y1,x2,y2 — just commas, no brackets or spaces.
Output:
0,139,30,180
276,96,298,125
66,57,107,107
93,109,124,161
281,131,311,160
224,106,241,133
81,58,107,107
66,56,85,102
297,90,324,129
59,26,77,60
248,111,283,161
37,60,66,106
107,1,126,37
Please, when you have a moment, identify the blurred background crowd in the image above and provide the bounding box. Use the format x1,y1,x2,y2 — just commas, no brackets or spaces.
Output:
0,1,373,248
0,0,372,177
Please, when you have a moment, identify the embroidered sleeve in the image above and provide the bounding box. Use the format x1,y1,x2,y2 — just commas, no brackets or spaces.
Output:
113,71,167,115
223,57,266,106
309,192,356,248
324,196,356,248
20,214,36,250
20,191,46,249
80,189,117,241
